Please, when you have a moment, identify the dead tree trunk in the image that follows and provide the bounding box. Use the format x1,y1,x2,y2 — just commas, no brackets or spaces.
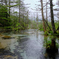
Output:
50,0,56,34
9,0,10,17
41,0,46,32
19,0,20,23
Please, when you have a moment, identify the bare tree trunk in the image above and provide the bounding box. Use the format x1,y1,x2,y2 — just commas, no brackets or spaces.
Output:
42,0,51,31
41,0,46,32
50,0,56,34
45,20,51,30
5,0,7,5
5,0,7,18
46,0,47,21
27,11,28,23
9,0,10,17
19,0,20,23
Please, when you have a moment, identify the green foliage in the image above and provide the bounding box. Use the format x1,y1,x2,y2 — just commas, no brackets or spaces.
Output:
30,21,37,29
44,36,59,51
10,14,30,30
44,31,49,35
49,31,53,35
0,0,31,31
55,21,59,30
0,4,12,28
47,40,51,45
57,30,59,34
38,22,44,31
0,5,7,17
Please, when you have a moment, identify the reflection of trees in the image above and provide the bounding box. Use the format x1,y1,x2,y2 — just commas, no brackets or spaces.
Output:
0,48,17,59
44,35,47,49
44,36,58,59
36,30,38,41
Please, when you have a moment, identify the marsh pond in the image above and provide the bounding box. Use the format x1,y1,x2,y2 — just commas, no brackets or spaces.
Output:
0,29,59,59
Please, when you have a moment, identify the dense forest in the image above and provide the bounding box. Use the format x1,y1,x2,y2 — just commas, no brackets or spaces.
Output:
0,0,59,35
0,0,30,31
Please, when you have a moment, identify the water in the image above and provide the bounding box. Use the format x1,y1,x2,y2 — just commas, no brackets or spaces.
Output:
0,29,59,59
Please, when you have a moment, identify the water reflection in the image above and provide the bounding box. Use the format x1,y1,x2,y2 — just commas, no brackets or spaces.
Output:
36,30,38,41
0,29,59,59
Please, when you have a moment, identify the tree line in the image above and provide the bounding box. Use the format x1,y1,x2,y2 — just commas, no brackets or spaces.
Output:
32,0,59,35
0,0,30,30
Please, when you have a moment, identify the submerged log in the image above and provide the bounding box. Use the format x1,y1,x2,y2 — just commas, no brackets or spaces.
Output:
2,36,15,39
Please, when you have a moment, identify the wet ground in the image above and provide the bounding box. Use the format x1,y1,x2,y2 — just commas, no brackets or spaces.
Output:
0,29,59,59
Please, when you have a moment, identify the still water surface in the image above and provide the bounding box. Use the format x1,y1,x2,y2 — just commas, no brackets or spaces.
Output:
0,29,59,59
